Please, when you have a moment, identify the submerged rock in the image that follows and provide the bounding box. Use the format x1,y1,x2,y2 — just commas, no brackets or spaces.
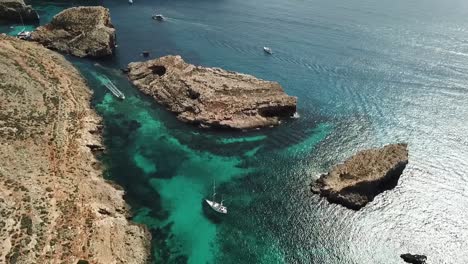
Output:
0,0,39,23
127,55,297,130
311,143,409,210
30,6,116,58
400,253,427,264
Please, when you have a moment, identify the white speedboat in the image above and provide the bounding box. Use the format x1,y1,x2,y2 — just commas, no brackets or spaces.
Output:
263,46,272,54
102,75,125,100
205,181,227,214
152,14,165,21
128,0,133,4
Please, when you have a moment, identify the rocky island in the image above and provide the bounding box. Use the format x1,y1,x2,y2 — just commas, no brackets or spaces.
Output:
0,36,149,263
400,253,427,264
31,6,116,58
127,55,297,130
311,143,408,210
0,0,39,23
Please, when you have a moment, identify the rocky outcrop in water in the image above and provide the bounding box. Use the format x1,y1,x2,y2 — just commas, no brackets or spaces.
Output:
127,55,297,129
0,0,39,23
0,35,149,263
400,253,427,264
30,6,116,58
311,143,408,210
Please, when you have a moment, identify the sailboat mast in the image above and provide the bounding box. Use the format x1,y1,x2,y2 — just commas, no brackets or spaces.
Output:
212,180,216,201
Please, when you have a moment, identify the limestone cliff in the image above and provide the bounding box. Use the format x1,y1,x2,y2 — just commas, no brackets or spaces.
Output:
127,55,297,130
31,6,115,58
0,35,149,263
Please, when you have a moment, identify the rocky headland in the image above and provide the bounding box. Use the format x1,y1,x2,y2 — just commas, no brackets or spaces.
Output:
0,36,149,263
30,6,116,58
311,143,408,210
127,55,297,130
0,0,39,23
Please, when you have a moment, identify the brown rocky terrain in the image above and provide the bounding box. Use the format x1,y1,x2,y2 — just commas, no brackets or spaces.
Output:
311,143,409,210
0,0,39,23
0,35,149,263
127,55,297,130
30,6,116,58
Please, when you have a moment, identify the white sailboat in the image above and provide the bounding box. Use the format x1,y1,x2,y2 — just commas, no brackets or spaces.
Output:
205,181,227,214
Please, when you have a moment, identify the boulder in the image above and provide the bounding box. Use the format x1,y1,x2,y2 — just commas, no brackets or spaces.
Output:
127,55,297,130
311,143,409,210
0,0,39,23
400,253,427,264
30,6,115,58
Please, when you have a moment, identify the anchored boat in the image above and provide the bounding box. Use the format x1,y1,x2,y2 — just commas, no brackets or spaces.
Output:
17,28,31,40
205,181,227,214
263,46,273,54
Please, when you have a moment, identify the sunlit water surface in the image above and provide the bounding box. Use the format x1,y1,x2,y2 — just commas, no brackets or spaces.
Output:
2,0,468,263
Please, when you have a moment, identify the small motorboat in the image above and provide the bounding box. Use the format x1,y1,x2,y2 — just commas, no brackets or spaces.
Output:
102,75,125,100
292,112,300,119
263,46,272,54
152,14,165,21
128,0,133,4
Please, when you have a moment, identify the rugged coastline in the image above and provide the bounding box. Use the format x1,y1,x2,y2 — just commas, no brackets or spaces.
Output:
127,55,297,130
311,143,409,210
0,36,149,263
31,6,116,58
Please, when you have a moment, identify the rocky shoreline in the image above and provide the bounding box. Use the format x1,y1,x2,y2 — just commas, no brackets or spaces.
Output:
311,143,409,210
31,6,116,58
127,55,297,130
0,36,150,263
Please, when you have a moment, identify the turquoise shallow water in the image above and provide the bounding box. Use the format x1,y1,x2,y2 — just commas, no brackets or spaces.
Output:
2,0,468,263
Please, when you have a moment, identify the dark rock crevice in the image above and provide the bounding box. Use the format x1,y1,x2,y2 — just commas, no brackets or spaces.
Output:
0,0,39,23
149,65,166,76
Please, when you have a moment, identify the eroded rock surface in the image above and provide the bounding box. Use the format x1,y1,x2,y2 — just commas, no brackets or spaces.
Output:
127,55,297,130
0,0,39,23
311,143,409,210
0,36,149,263
30,6,115,58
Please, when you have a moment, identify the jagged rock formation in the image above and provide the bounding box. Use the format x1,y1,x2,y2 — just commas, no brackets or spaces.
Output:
127,55,297,130
30,6,116,58
400,253,427,264
0,0,39,23
311,143,409,210
0,36,149,263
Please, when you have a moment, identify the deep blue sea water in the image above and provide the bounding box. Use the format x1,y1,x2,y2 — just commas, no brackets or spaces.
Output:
2,0,468,263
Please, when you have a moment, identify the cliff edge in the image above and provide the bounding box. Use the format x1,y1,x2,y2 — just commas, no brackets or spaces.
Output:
30,6,115,58
0,36,149,263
